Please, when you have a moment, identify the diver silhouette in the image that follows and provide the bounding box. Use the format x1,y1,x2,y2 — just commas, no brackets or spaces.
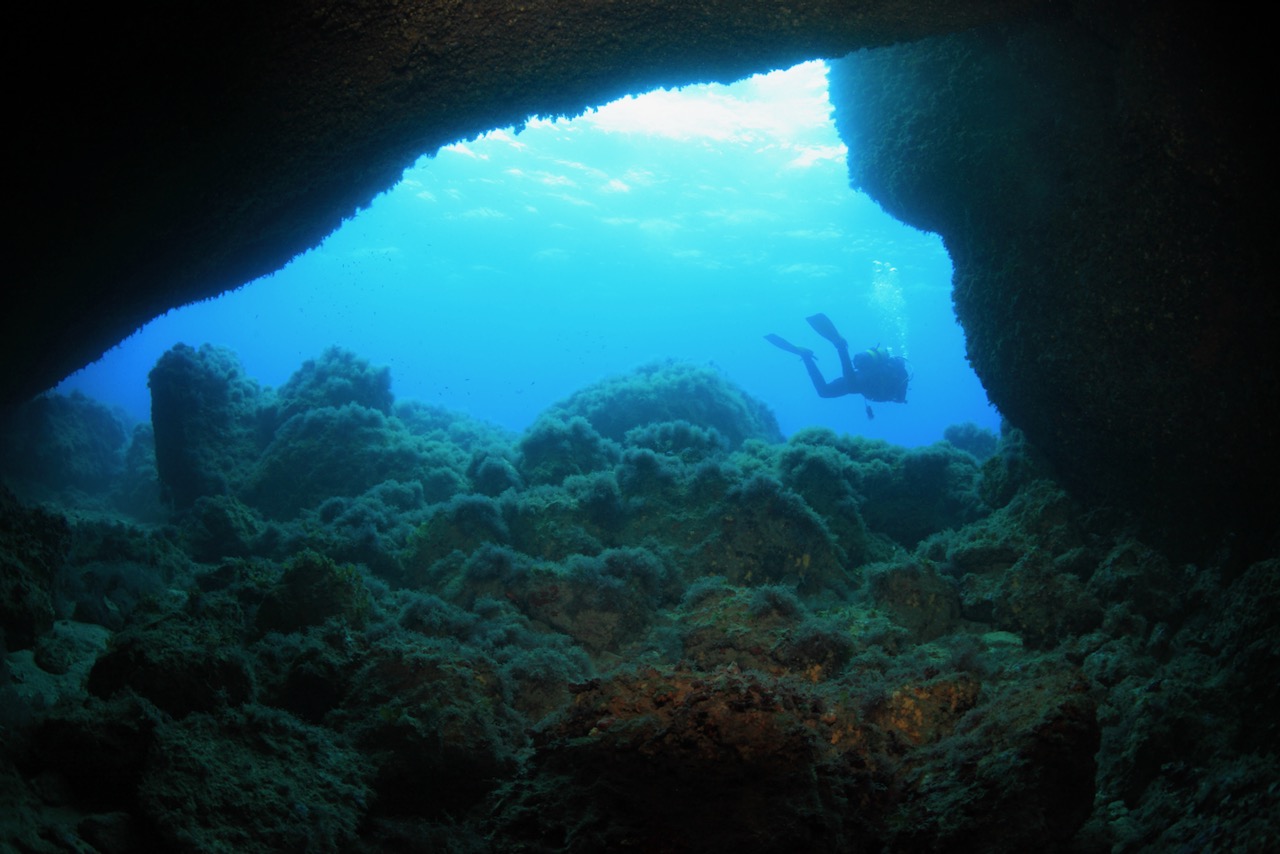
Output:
766,313,909,419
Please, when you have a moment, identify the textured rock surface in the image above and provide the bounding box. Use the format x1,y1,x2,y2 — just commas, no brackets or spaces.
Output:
3,353,1277,850
828,9,1272,558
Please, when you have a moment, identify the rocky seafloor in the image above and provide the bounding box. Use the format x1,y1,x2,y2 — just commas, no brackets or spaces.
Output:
2,345,1276,852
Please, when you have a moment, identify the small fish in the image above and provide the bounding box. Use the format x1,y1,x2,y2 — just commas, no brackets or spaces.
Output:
865,404,875,420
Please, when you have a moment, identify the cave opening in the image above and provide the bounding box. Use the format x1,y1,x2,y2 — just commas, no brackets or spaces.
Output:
58,60,997,448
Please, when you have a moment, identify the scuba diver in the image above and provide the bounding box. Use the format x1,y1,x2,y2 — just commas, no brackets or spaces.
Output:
766,313,909,419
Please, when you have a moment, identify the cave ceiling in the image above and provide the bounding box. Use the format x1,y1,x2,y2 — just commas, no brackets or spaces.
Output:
8,0,1039,406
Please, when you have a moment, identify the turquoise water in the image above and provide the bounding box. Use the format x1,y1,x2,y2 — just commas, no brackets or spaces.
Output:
58,61,998,447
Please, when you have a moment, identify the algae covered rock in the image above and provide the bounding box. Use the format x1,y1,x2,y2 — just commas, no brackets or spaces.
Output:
881,671,1100,850
331,640,523,821
774,427,985,553
8,342,1228,851
180,494,265,563
942,476,1104,648
87,616,254,718
775,428,884,565
467,448,523,496
501,664,887,852
852,440,987,548
545,359,783,449
503,475,624,562
499,658,1099,853
0,391,128,496
60,518,185,630
148,343,265,509
303,479,431,583
943,421,999,461
693,473,849,594
403,493,511,586
0,487,69,648
507,547,678,656
676,582,856,679
864,558,963,644
255,549,371,635
268,345,393,425
28,693,163,814
138,704,369,852
516,414,620,486
624,418,729,463
248,403,467,519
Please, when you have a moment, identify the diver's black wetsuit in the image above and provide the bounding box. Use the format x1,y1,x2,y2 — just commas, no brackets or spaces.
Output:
766,313,908,406
800,339,858,398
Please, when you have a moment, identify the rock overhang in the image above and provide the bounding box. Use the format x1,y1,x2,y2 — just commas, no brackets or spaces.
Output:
6,0,1272,558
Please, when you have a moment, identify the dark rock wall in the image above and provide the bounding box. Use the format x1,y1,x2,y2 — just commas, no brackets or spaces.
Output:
829,7,1274,557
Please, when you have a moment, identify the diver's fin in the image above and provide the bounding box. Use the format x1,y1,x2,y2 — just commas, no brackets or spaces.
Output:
764,334,815,359
805,313,846,346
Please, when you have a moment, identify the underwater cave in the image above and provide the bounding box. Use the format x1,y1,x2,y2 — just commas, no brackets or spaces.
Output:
3,1,1275,851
